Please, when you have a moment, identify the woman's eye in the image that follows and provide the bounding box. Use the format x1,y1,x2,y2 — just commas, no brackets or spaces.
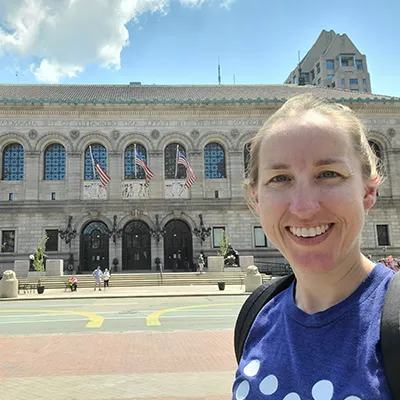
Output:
319,171,339,178
271,175,290,183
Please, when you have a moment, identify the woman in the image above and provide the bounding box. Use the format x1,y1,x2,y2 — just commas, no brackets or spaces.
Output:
233,95,395,399
198,254,205,274
103,268,111,289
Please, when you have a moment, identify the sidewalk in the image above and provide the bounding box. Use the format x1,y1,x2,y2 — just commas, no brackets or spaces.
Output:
1,284,249,301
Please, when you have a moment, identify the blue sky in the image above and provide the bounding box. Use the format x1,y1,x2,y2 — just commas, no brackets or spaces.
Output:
0,0,398,96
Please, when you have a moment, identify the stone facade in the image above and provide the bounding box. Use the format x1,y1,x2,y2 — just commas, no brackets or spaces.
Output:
0,84,399,274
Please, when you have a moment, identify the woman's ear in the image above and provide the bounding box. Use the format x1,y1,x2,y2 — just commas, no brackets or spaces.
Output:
363,182,377,212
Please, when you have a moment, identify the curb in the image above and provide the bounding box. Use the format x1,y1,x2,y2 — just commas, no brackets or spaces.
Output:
0,291,250,302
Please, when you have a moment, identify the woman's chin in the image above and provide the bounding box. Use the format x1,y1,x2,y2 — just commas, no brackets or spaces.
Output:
289,252,338,275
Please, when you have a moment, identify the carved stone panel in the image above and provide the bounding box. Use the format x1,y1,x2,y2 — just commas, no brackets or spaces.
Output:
164,180,189,199
83,181,107,200
70,130,80,140
151,129,160,139
28,129,38,139
121,181,150,199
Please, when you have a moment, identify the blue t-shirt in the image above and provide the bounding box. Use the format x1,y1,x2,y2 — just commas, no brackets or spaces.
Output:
233,264,395,400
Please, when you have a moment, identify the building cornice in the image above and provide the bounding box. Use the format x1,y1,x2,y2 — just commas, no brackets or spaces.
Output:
0,103,399,119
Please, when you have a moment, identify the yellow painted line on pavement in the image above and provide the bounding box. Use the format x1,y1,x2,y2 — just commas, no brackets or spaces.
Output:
0,310,104,328
146,303,242,326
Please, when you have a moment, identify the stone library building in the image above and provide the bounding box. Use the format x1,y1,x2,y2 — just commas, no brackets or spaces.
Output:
0,83,399,274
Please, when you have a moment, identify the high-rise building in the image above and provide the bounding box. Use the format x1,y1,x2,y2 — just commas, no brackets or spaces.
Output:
284,30,371,93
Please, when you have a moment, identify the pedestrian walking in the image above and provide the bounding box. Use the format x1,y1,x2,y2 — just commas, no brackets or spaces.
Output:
198,254,205,274
92,266,103,291
103,268,110,289
233,94,398,399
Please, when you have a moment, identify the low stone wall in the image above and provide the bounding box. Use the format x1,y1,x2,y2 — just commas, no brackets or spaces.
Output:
14,260,29,277
46,260,64,276
239,255,254,272
207,256,224,272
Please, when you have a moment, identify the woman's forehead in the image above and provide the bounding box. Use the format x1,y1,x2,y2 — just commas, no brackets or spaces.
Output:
259,115,354,165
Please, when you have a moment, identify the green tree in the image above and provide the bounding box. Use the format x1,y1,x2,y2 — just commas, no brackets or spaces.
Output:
31,235,49,272
218,230,229,258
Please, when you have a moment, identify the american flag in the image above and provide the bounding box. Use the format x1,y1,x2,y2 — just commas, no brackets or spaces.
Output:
177,151,196,188
89,146,111,188
135,153,154,184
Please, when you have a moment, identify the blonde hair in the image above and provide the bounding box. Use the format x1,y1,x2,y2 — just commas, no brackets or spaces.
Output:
244,94,384,205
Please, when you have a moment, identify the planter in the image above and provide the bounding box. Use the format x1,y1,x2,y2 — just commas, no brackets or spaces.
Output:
217,282,226,291
37,285,45,294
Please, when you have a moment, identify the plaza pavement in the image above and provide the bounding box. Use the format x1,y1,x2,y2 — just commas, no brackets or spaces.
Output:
0,285,245,399
0,284,248,301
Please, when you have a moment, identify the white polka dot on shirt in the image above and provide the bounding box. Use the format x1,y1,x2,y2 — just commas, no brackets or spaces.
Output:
259,374,279,395
312,380,334,400
243,359,260,377
235,380,250,400
283,393,301,400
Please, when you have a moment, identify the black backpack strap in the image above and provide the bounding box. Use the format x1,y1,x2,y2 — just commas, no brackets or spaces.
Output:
234,274,295,364
380,272,400,398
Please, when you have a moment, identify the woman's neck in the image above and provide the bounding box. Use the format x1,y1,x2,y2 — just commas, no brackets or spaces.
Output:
294,254,375,314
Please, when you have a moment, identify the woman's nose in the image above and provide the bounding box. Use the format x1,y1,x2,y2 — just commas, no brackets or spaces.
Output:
289,184,321,218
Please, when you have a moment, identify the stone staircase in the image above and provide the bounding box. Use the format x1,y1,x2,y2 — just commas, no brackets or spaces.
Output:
17,271,271,290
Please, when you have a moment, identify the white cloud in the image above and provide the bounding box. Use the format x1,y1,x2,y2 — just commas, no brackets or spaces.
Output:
178,0,207,6
30,59,83,83
0,0,235,83
220,0,235,8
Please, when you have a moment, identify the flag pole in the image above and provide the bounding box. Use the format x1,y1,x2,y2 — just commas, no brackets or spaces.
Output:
175,144,179,179
134,143,137,179
89,145,96,180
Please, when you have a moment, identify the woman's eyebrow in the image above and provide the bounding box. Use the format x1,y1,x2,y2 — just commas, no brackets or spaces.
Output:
264,157,347,170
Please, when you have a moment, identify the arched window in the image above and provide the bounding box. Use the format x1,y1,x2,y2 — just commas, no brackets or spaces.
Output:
204,142,226,179
84,144,108,180
368,140,383,161
2,143,24,180
124,143,147,179
244,142,251,178
164,143,186,179
44,143,66,180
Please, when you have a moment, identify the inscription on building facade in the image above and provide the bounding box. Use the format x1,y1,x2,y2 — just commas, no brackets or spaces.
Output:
0,119,264,129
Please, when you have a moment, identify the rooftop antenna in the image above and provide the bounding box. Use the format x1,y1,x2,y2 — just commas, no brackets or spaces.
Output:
16,70,19,83
233,73,236,85
218,57,221,85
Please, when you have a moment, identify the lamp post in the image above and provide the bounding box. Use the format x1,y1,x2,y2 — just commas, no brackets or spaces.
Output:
59,216,77,272
193,214,211,251
150,214,166,242
108,215,123,244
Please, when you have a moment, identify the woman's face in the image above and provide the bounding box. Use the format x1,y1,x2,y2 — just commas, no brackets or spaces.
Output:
253,112,376,274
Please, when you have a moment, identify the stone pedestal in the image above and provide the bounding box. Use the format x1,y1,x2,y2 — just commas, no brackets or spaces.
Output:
245,265,262,292
207,256,224,272
14,260,29,277
239,255,254,272
46,259,64,276
0,270,18,298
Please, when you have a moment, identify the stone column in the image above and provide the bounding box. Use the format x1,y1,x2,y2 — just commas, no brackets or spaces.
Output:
108,151,122,201
384,149,398,197
67,152,82,201
229,150,244,198
151,237,164,272
109,239,122,273
188,150,203,199
24,151,40,200
148,150,163,199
